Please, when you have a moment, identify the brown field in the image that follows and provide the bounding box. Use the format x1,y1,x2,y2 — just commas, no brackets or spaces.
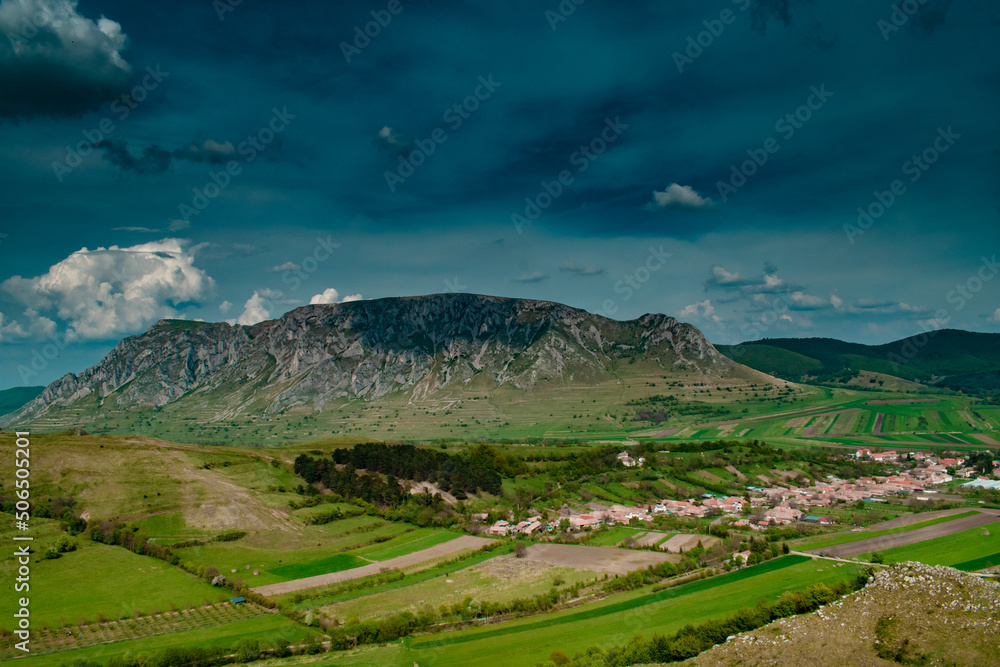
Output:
521,543,679,574
725,465,747,481
808,512,1000,559
756,474,773,485
972,433,1000,446
872,412,885,434
635,531,669,547
695,470,722,483
251,535,494,595
660,534,720,553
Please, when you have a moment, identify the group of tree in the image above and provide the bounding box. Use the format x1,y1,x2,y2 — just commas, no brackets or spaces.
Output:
299,442,504,497
294,456,409,507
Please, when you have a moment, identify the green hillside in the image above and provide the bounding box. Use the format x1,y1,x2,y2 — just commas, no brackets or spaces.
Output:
718,330,1000,393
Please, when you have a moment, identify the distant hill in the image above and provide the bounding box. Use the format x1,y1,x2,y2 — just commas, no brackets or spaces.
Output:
0,386,45,417
717,329,1000,394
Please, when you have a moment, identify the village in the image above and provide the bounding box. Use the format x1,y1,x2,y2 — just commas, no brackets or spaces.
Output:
481,449,999,537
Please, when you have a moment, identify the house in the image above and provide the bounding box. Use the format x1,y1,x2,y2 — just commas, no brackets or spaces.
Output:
763,505,802,524
488,520,511,536
732,550,752,563
569,514,600,529
616,451,645,467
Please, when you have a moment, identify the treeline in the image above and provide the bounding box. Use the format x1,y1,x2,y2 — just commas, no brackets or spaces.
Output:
540,569,874,667
296,443,504,498
63,635,315,667
0,494,87,534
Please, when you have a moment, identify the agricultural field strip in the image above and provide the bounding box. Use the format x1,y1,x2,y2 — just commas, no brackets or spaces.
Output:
809,512,1000,559
251,536,494,595
801,510,981,551
858,524,1000,571
409,556,812,650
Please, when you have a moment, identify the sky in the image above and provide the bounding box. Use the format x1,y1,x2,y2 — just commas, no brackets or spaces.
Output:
0,0,998,389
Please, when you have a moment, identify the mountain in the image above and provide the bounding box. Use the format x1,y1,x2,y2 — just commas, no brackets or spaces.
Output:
0,294,758,435
717,329,1000,393
0,386,44,417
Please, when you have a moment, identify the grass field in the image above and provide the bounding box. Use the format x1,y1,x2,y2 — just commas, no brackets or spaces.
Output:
266,553,369,579
8,613,315,667
862,525,1000,570
0,538,224,631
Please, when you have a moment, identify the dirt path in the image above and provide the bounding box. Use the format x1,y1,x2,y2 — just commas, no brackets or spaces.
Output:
251,536,494,596
807,512,1000,559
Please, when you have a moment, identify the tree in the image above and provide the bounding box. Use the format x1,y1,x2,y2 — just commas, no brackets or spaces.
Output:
870,552,885,564
514,542,528,558
549,650,571,665
234,638,261,663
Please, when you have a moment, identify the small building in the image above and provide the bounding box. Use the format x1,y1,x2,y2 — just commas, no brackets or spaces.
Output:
231,597,246,605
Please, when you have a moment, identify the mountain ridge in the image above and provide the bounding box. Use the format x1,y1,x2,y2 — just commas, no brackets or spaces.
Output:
0,293,748,430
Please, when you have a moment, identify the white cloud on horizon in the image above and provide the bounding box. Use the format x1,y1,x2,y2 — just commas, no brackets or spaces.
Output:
645,183,714,210
309,288,363,305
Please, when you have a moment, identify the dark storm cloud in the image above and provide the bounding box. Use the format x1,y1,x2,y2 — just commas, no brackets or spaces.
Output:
0,0,131,119
89,138,239,174
909,0,953,36
749,0,815,33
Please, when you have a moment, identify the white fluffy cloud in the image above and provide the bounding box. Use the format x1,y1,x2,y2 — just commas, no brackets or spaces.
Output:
989,308,1000,324
678,299,722,323
309,288,362,305
2,238,213,340
0,308,55,342
0,0,131,118
236,291,273,325
646,184,714,210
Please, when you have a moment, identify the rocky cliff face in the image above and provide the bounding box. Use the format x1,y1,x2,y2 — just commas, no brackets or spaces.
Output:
1,294,738,426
